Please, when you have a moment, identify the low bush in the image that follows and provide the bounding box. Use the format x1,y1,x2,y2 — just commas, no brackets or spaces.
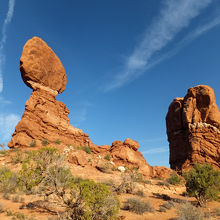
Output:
29,140,36,147
0,167,17,193
41,139,49,146
12,195,20,203
134,190,144,197
159,206,166,212
177,202,204,220
160,201,174,210
54,139,61,145
115,173,136,194
184,163,220,206
104,154,111,161
123,198,154,214
0,203,3,213
83,146,92,154
157,181,170,187
166,172,182,185
3,193,10,200
11,151,23,164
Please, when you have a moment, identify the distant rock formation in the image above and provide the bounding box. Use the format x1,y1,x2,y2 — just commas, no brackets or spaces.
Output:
8,37,92,148
8,36,173,179
166,85,220,172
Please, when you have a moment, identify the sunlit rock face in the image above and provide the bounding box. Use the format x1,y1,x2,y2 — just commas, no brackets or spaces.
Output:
166,85,220,172
8,36,173,179
8,37,92,149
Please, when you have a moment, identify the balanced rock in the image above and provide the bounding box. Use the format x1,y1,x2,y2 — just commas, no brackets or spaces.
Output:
8,37,91,148
166,85,220,172
20,37,67,93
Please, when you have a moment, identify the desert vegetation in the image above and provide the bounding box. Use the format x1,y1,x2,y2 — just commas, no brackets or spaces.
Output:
0,145,219,219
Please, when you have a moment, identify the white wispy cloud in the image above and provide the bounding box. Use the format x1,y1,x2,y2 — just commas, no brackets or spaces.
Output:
142,147,169,155
0,96,11,105
105,0,214,91
0,0,16,93
0,113,20,141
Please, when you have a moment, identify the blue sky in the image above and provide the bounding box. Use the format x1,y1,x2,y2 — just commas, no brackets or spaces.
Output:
1,0,220,167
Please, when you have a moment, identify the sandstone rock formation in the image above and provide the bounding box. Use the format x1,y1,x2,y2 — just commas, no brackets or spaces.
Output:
8,37,91,149
166,85,220,172
8,36,173,179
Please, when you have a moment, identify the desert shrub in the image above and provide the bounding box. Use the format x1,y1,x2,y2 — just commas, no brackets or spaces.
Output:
41,139,49,146
130,171,144,183
123,198,154,214
54,139,61,145
183,163,220,206
75,179,120,220
12,195,20,203
0,167,17,193
177,202,204,220
18,147,61,192
159,206,166,212
166,172,182,185
0,150,7,156
0,203,3,213
104,154,111,161
83,146,91,154
115,173,136,194
143,179,152,185
3,193,10,200
160,201,173,210
134,190,144,197
157,181,170,187
11,151,23,164
29,140,36,147
6,209,13,216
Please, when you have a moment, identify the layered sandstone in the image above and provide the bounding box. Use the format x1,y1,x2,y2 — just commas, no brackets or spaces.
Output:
166,85,220,172
8,37,91,148
9,36,172,179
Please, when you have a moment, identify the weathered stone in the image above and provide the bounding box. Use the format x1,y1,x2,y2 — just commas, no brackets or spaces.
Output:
166,85,220,172
20,37,67,93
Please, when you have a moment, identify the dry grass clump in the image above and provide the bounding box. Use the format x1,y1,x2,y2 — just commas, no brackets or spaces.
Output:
123,198,155,215
177,202,204,220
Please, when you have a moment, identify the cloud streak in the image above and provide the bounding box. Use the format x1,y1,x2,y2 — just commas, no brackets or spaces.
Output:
0,0,16,93
142,147,169,155
105,0,214,91
0,113,20,141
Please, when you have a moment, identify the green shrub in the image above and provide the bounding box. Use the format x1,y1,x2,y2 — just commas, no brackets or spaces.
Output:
76,179,120,219
183,163,220,206
29,140,36,147
123,198,154,214
0,150,7,156
177,202,204,220
6,209,13,216
54,139,61,145
104,154,111,161
18,147,60,192
166,173,182,185
41,139,49,146
157,181,170,187
159,206,166,212
0,167,17,193
83,146,91,154
11,151,23,164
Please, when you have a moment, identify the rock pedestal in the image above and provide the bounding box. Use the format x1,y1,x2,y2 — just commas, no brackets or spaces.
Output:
166,85,220,172
8,37,91,148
